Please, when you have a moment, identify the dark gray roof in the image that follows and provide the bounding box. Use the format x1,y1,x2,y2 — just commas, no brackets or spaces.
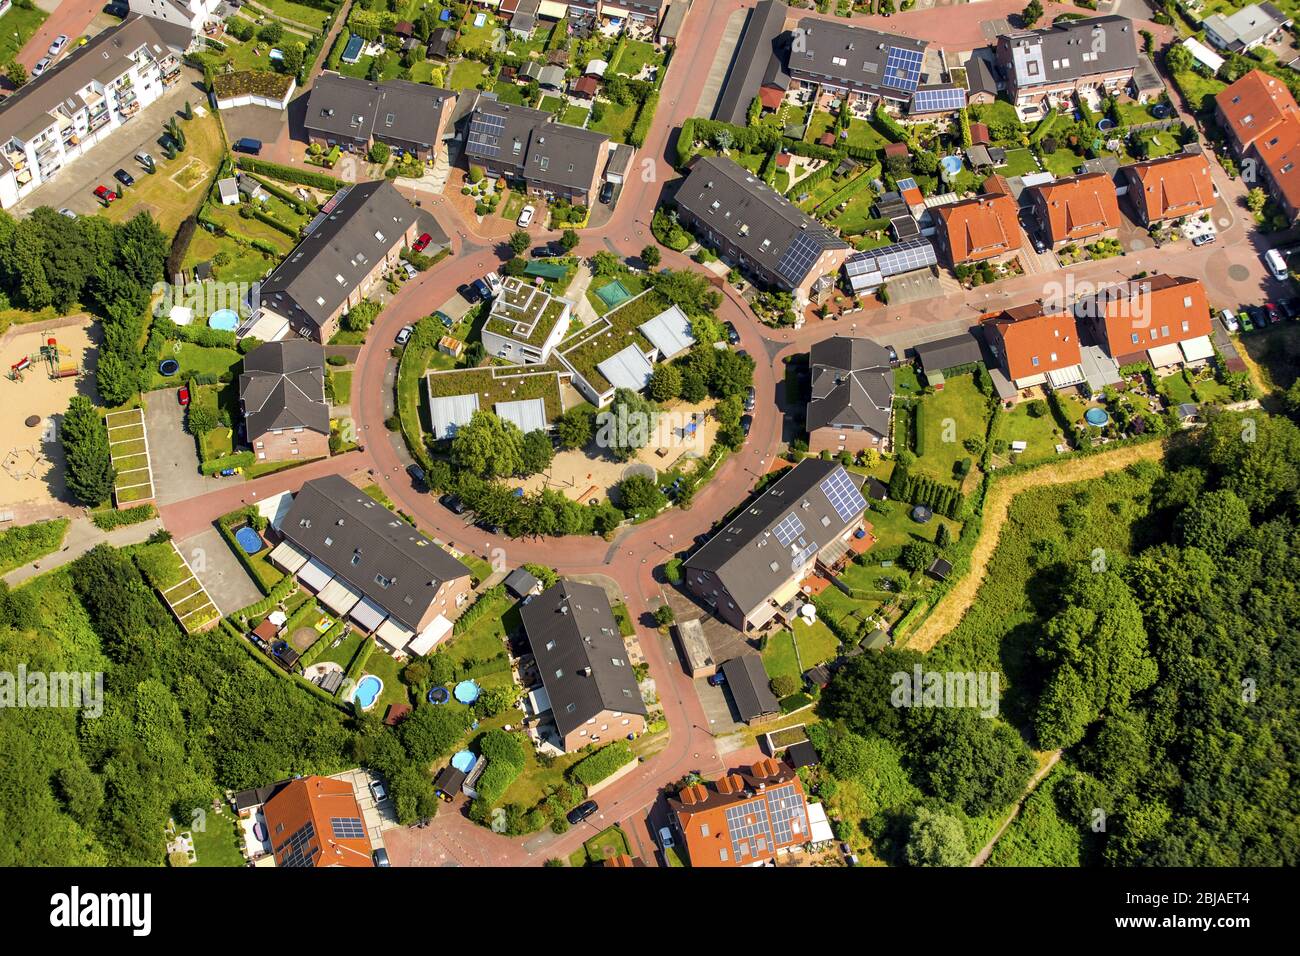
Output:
966,54,1000,96
913,327,988,374
722,655,780,722
504,568,540,598
685,459,866,616
463,101,609,193
785,740,820,768
304,74,454,147
232,780,290,812
427,28,454,59
0,16,175,170
789,17,928,102
239,340,330,438
433,765,466,795
520,580,647,739
259,181,420,332
999,16,1137,90
713,0,791,125
677,156,849,289
807,335,894,438
280,475,472,632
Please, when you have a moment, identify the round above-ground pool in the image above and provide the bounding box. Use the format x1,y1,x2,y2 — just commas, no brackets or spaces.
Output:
453,679,481,704
158,358,179,376
1097,118,1115,132
427,686,450,705
451,750,475,773
252,821,266,842
208,309,239,332
941,155,963,175
353,675,383,710
911,504,934,523
234,526,263,554
1085,407,1110,427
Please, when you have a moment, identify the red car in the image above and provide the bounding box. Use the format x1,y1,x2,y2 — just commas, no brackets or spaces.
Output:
413,232,433,253
1266,302,1281,324
94,185,117,203
177,385,190,406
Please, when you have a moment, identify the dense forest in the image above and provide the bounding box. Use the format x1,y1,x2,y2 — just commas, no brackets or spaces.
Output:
816,408,1300,866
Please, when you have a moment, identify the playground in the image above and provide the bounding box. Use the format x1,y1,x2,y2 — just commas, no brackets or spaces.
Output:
514,397,721,502
0,320,93,508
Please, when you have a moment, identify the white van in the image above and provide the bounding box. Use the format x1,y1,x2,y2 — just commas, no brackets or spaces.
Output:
1265,248,1289,281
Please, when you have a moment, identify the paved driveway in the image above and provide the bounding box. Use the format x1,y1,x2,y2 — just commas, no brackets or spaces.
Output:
176,528,261,615
218,104,292,153
142,388,226,506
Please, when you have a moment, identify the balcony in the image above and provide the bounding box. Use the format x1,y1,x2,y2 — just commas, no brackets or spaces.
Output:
88,110,112,132
160,56,181,84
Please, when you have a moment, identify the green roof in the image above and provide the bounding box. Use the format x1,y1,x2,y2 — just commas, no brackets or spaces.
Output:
557,289,670,397
483,277,570,348
423,363,567,422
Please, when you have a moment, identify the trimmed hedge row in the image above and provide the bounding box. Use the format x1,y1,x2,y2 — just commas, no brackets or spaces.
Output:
91,504,156,531
454,585,505,634
236,156,344,191
200,451,255,476
474,729,527,805
570,741,636,789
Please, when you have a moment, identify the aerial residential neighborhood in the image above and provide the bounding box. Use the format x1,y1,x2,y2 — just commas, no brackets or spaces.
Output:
0,0,1290,928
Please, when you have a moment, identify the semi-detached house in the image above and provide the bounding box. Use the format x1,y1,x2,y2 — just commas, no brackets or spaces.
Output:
1216,70,1300,221
304,74,458,162
995,16,1139,114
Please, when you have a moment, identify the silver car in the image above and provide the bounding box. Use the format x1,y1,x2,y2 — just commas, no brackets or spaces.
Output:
32,57,52,77
49,35,69,57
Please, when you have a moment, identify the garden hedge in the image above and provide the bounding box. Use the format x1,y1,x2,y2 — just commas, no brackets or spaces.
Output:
570,741,636,790
236,156,344,191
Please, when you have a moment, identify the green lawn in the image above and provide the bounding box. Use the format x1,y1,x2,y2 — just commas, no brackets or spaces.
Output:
538,94,564,113
762,630,800,681
146,341,242,390
997,399,1079,466
255,0,330,28
492,79,528,104
1172,70,1227,115
561,105,590,127
615,39,660,77
190,808,245,867
104,109,226,235
455,11,503,54
1039,147,1085,178
328,369,352,405
590,100,638,142
440,591,515,689
569,825,632,866
791,617,839,666
0,5,49,65
448,59,489,91
914,373,993,482
997,148,1041,178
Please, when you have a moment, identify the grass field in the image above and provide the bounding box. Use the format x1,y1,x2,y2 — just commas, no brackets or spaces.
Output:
561,105,590,127
615,39,660,77
0,5,48,66
914,374,993,482
590,100,638,142
996,398,1082,466
997,148,1041,178
448,59,489,91
105,110,224,234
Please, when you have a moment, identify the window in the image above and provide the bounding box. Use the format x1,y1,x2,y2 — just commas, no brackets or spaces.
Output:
700,824,710,837
555,669,563,678
1131,332,1139,344
1181,320,1189,332
1031,356,1039,367
545,640,555,651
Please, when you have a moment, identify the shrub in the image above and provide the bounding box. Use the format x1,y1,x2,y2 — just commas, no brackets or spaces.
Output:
570,741,636,789
91,504,156,531
770,674,800,698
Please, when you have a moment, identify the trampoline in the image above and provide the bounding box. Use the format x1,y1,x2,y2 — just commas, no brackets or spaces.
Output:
1097,118,1115,132
595,280,632,309
234,526,263,554
453,679,481,704
208,309,239,332
1085,407,1110,427
451,750,475,773
911,504,934,523
353,675,383,710
940,155,963,175
427,686,450,705
158,358,180,376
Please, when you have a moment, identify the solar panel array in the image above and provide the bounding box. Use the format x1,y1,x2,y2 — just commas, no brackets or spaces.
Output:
466,112,505,159
773,513,805,548
331,816,366,840
276,820,318,868
820,468,868,522
725,801,772,862
844,238,937,281
775,230,827,286
883,46,923,93
895,177,918,192
911,86,967,113
766,784,808,845
791,540,819,569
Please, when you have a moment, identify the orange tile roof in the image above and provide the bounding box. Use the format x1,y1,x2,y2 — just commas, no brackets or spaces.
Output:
759,86,785,111
935,193,1022,263
1216,70,1300,154
1030,172,1121,244
1251,115,1300,217
262,776,373,868
985,303,1082,381
1083,274,1212,359
669,760,809,867
1124,152,1215,223
900,185,924,206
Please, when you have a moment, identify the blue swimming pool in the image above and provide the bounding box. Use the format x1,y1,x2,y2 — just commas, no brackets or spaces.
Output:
208,309,239,332
353,675,383,710
453,679,480,704
1085,407,1110,427
427,686,450,705
234,526,263,554
451,750,475,773
940,155,963,175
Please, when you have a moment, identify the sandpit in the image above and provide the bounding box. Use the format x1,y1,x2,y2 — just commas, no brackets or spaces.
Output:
0,319,95,508
516,398,721,500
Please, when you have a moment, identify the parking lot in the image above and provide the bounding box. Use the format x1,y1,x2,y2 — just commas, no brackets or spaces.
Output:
10,72,205,219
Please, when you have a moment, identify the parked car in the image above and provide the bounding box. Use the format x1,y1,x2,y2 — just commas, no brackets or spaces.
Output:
1220,309,1239,333
135,152,155,172
440,494,466,515
471,278,493,301
114,168,135,189
483,271,503,295
406,463,426,487
1192,233,1216,247
566,800,598,825
395,325,413,345
177,385,190,406
1238,310,1254,332
232,137,262,155
725,322,740,345
412,232,433,253
707,671,726,687
1266,302,1281,324
739,414,753,437
434,311,453,327
93,185,116,203
599,181,615,204
372,848,391,867
1248,305,1268,328
401,262,418,280
458,282,482,303
886,344,899,365
103,2,128,16
58,208,77,220
370,781,387,803
658,826,675,850
32,58,51,77
1282,298,1300,320
745,386,756,412
516,204,535,227
49,35,69,57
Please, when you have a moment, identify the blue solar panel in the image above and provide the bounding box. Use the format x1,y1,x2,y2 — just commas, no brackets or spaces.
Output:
896,177,918,192
820,468,868,522
773,513,804,548
883,46,923,93
911,86,966,113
